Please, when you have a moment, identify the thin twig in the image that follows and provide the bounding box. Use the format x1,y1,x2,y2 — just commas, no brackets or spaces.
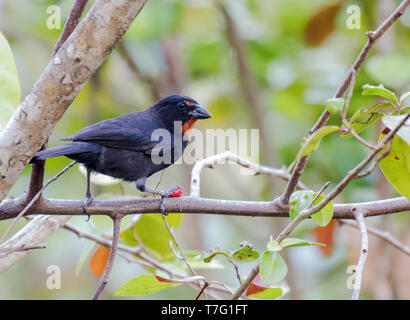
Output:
0,161,77,244
228,257,242,285
341,119,377,150
195,282,209,300
354,139,393,178
340,73,376,151
53,0,89,56
0,243,46,257
161,214,196,276
339,219,410,257
62,222,226,299
341,69,357,121
280,0,410,206
92,215,122,300
351,208,368,300
231,112,410,300
190,151,307,198
308,182,331,209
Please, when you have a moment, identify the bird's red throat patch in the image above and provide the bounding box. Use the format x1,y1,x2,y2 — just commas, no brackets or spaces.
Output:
182,119,197,134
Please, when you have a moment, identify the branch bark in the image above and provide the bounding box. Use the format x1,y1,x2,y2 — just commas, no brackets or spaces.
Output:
351,208,369,300
27,0,89,201
0,0,148,201
0,0,148,272
0,195,408,221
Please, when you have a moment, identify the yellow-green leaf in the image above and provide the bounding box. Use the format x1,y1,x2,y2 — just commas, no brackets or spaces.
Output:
0,32,20,130
325,97,344,114
246,286,283,299
260,251,287,285
115,275,180,296
379,133,410,200
293,126,339,163
122,213,183,260
362,84,398,104
280,237,326,248
289,190,314,220
311,194,334,227
340,103,391,139
231,244,259,262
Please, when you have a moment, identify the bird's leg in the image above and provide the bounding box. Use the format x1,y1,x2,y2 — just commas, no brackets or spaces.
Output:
83,169,95,220
135,178,180,216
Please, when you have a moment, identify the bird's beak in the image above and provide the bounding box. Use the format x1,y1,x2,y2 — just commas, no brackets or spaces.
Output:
189,104,212,119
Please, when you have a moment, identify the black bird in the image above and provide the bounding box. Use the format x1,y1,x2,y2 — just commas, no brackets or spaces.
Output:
31,94,212,213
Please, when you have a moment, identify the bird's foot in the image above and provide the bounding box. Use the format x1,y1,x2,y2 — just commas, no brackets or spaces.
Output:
82,194,95,221
159,186,182,216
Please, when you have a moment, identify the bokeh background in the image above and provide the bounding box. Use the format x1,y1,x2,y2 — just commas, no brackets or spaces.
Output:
0,0,410,299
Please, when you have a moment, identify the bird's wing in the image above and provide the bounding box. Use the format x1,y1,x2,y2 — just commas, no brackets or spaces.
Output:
61,114,158,152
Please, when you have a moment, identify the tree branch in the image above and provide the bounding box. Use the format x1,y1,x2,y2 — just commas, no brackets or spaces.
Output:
0,0,148,272
351,208,368,300
91,215,122,300
0,161,76,243
339,220,410,257
27,0,89,202
190,151,307,198
230,112,409,300
0,0,148,202
0,195,408,221
280,0,410,206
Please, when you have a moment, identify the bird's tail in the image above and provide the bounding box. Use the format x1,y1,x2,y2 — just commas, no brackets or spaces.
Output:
30,142,95,163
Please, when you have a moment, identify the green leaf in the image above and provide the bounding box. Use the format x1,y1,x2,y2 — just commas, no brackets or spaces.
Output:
289,190,314,220
259,251,288,285
197,248,230,263
293,126,340,163
325,97,344,114
266,240,282,252
340,103,387,139
362,84,398,104
122,213,183,260
382,115,410,146
115,275,180,296
246,286,283,299
310,193,334,227
231,243,259,262
0,32,20,130
289,190,334,227
379,133,410,200
280,237,326,248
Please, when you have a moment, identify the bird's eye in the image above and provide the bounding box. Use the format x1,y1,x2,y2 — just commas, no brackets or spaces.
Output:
178,102,186,110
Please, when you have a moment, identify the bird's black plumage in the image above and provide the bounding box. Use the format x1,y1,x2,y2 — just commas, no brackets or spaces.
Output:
31,94,211,200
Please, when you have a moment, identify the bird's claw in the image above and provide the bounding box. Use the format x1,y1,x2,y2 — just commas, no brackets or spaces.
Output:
82,195,95,221
160,186,182,216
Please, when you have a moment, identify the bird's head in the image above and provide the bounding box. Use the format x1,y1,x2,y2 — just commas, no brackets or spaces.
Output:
150,94,212,133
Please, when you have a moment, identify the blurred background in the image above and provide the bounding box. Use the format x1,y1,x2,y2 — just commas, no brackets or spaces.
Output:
0,0,409,299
